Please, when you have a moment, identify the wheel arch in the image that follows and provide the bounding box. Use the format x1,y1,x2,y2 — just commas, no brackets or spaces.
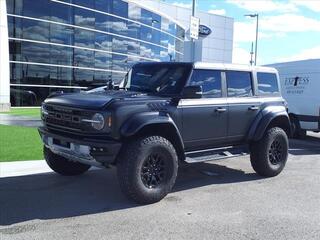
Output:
120,112,185,161
267,115,291,136
247,106,291,141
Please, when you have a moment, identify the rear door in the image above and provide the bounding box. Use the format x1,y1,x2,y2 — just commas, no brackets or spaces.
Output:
181,69,228,150
226,70,261,143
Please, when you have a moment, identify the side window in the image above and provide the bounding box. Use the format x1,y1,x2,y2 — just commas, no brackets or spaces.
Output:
226,71,253,97
257,72,279,94
189,70,222,98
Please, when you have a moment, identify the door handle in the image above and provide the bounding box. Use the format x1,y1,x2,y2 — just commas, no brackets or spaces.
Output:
215,107,227,113
248,106,260,111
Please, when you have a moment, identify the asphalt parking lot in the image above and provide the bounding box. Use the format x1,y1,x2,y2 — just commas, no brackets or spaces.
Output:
1,133,320,240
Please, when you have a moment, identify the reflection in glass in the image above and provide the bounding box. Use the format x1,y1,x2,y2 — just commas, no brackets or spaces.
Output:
10,86,82,106
190,70,222,98
257,73,279,94
226,71,253,97
7,0,185,106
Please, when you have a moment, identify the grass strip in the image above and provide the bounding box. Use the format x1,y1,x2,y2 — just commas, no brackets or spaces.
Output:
0,124,43,162
0,108,40,118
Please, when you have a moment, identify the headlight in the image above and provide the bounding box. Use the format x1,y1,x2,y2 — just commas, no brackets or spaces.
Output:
82,113,111,131
91,113,105,130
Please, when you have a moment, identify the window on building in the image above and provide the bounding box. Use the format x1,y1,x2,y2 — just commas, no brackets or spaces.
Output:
7,0,185,106
257,72,279,94
226,71,253,97
189,70,222,98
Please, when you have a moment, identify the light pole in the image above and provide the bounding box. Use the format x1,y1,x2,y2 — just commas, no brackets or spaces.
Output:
245,14,259,65
191,0,196,62
250,42,254,66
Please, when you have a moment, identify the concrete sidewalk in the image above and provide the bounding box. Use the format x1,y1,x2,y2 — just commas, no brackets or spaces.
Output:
0,160,51,178
0,114,42,127
0,160,101,178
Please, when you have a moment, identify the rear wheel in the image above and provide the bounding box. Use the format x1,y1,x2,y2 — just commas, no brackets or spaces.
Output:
44,146,91,176
117,136,178,204
250,127,288,177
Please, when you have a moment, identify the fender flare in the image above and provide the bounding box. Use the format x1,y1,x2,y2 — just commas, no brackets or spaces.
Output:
120,112,185,158
247,106,291,141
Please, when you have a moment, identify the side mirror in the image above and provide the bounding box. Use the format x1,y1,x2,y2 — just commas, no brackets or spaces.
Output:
181,85,203,99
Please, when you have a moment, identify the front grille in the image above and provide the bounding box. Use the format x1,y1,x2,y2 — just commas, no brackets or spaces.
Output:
44,105,92,131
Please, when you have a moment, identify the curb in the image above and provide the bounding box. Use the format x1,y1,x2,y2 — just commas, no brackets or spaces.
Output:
0,160,52,178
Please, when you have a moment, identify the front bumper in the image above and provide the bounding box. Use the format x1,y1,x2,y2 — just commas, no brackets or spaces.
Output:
38,127,122,167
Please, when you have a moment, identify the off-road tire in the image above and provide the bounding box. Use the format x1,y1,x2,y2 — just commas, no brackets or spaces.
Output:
44,146,91,176
117,136,178,204
250,127,288,177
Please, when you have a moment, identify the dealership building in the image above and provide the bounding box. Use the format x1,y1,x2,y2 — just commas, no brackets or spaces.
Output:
0,0,234,108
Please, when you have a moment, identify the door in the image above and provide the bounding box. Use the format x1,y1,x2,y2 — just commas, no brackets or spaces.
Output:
180,69,228,150
226,70,261,143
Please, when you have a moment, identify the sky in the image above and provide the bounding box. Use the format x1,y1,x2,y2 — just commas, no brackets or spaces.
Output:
164,0,320,65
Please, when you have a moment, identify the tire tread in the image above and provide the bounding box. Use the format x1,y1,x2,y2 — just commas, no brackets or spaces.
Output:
250,127,288,177
117,136,178,204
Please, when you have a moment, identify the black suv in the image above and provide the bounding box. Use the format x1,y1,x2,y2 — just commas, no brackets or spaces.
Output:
39,62,291,204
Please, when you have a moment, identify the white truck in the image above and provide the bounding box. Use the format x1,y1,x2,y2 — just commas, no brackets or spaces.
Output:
268,59,320,138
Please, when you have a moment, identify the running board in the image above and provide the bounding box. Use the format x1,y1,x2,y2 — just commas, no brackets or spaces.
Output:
185,145,249,163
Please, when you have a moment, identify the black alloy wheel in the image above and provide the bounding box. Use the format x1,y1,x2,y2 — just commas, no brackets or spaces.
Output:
117,136,178,204
268,139,284,165
141,153,166,189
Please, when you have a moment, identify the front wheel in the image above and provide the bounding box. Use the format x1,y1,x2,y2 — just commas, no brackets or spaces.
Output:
250,127,288,177
44,146,91,176
117,136,178,204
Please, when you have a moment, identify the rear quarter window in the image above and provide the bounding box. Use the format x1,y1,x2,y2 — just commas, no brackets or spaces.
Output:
257,72,279,94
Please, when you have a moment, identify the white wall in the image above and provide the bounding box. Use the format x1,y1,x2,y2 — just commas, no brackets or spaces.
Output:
128,0,234,63
0,0,10,111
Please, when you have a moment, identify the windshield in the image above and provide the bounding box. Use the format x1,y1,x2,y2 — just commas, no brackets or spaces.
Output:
121,63,192,95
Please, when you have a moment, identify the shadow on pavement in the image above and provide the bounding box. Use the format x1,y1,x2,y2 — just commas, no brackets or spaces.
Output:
0,162,261,226
2,133,320,226
289,133,320,156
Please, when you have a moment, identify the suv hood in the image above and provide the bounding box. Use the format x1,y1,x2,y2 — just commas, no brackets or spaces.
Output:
44,90,167,109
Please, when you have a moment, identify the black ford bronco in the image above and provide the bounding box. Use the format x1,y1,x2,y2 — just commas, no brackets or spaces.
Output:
39,62,291,204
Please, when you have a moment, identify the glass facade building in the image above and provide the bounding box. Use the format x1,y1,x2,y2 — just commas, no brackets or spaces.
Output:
6,0,185,106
